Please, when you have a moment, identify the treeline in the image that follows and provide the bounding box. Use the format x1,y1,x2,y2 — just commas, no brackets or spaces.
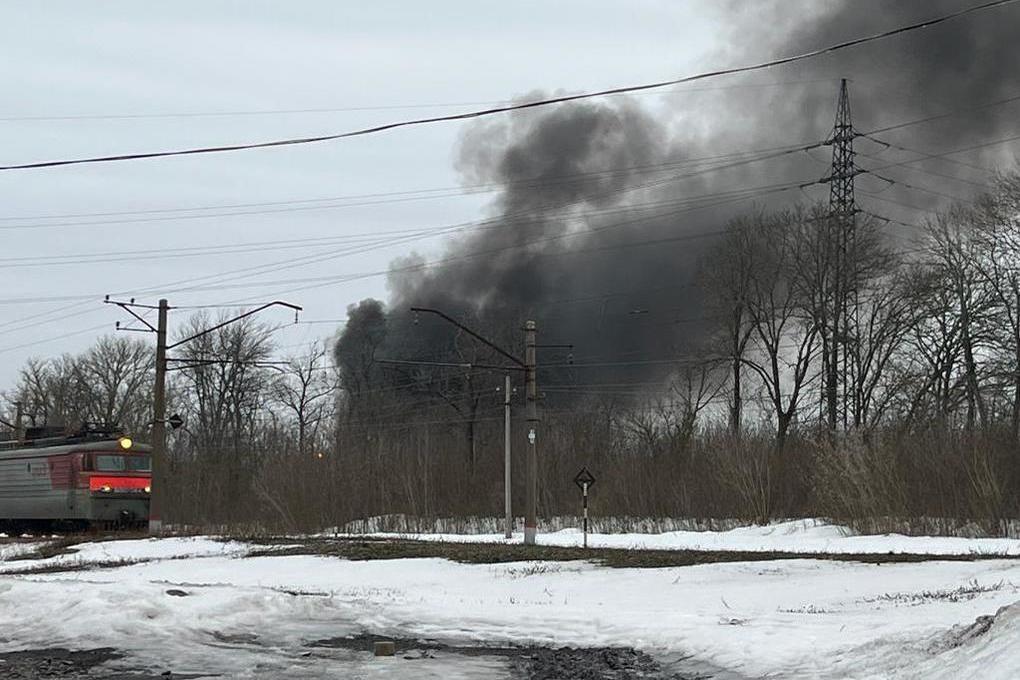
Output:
2,171,1020,535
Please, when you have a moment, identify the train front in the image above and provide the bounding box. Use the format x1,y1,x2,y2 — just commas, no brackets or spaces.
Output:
77,437,151,527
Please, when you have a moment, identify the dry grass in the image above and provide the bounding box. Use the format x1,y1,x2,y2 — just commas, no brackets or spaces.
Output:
241,536,1020,568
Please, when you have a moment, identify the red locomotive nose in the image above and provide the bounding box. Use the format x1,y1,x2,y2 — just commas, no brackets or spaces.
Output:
89,476,150,492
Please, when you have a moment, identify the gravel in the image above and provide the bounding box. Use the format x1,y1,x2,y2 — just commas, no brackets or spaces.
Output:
0,647,206,679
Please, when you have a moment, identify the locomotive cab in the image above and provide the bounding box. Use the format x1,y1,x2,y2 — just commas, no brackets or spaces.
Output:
0,428,152,530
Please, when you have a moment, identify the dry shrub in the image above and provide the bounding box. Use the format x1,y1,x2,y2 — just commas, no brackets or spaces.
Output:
160,406,1020,538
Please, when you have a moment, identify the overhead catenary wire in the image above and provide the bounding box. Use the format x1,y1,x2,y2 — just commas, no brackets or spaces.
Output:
2,0,1016,171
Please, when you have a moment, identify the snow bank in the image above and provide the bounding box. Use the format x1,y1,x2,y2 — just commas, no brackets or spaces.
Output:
0,540,50,561
0,536,249,573
365,519,1020,555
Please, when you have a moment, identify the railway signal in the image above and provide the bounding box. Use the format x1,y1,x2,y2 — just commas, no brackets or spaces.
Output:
573,466,597,549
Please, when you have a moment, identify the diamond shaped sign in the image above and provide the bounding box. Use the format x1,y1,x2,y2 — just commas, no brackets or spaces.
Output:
573,466,596,490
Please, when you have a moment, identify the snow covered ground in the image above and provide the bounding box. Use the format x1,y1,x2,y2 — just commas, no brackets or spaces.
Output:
0,524,1018,678
364,518,1020,556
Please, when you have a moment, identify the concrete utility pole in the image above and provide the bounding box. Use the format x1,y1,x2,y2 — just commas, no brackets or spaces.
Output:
14,401,23,443
523,320,538,546
105,297,301,535
151,299,169,533
504,372,512,540
398,309,569,546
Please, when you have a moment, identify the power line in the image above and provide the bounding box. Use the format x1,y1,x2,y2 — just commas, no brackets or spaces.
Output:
861,92,1020,137
855,151,992,191
0,173,811,373
7,112,1015,334
0,174,813,351
0,142,805,231
0,232,445,268
3,0,1015,172
857,189,941,216
868,171,975,204
856,136,998,175
0,142,816,245
0,323,111,355
7,106,1018,344
219,178,816,303
11,172,813,305
849,129,1020,219
0,79,841,123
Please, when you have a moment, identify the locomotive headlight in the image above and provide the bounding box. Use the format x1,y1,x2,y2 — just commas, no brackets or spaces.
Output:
144,486,151,493
118,437,133,450
101,485,112,493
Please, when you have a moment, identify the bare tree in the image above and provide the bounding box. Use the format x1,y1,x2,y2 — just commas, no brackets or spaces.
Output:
741,209,821,450
76,336,154,432
272,340,337,456
8,337,153,433
848,271,917,431
971,172,1020,438
701,214,761,437
923,207,995,431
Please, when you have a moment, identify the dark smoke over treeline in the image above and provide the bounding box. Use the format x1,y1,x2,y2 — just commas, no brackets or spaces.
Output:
340,0,1020,393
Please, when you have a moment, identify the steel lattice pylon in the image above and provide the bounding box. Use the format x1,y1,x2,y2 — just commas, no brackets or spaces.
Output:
823,78,859,431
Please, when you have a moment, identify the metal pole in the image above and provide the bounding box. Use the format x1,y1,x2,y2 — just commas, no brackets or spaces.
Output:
150,299,169,535
524,320,538,546
504,373,512,539
582,482,589,549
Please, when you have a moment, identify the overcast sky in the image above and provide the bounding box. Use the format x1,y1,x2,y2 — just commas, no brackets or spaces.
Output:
0,1,747,389
1,0,1014,394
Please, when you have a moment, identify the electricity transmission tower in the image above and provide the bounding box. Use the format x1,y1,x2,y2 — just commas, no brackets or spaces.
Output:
823,78,860,431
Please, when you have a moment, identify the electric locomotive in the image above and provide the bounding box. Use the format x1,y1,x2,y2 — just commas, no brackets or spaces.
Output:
0,426,151,530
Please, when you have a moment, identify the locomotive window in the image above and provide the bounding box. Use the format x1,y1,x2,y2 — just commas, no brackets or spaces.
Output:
93,454,151,472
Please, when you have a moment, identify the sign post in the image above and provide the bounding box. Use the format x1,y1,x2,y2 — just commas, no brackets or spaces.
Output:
573,467,597,549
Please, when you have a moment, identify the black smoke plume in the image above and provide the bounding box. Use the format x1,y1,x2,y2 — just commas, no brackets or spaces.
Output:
341,1,1020,394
